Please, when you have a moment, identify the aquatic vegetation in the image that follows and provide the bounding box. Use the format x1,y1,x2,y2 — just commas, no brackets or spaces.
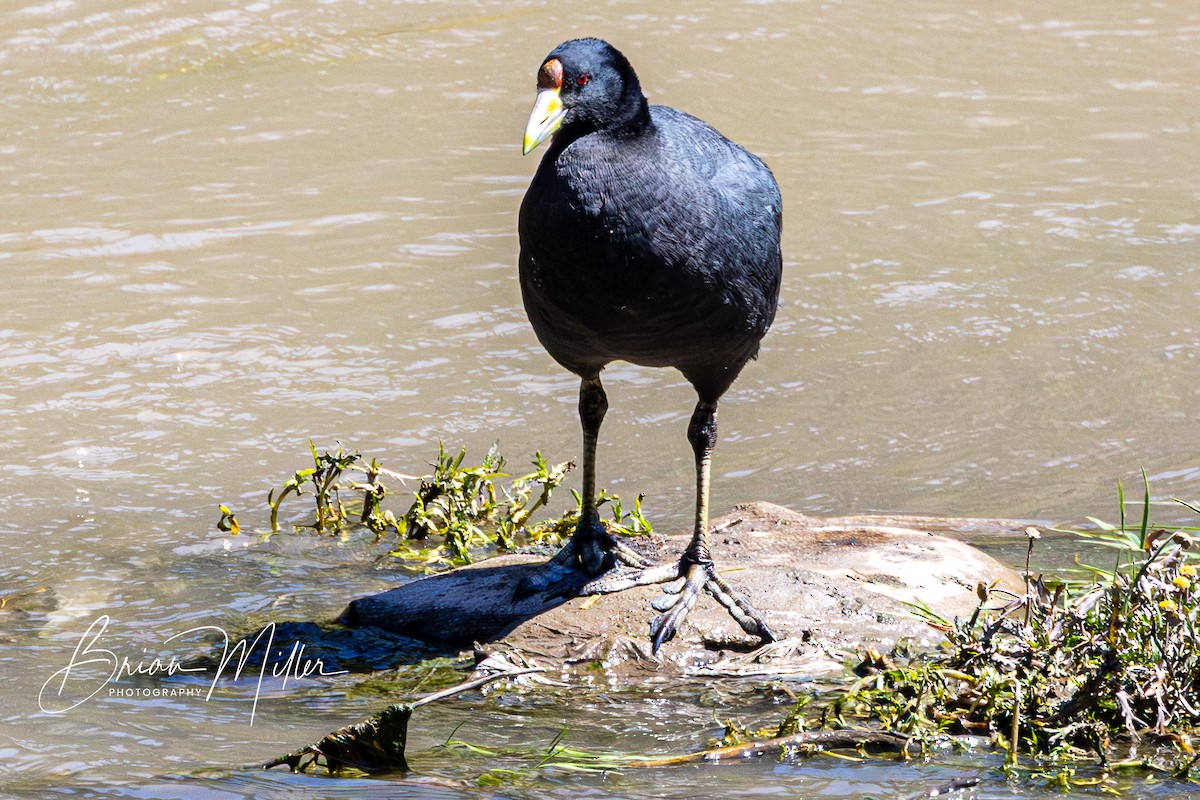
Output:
224,441,651,568
784,478,1200,789
215,504,239,535
264,441,414,534
465,729,633,786
246,455,1200,792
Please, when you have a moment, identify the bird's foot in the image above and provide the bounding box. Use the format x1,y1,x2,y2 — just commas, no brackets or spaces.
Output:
513,515,650,600
700,568,778,646
646,560,777,654
576,561,679,595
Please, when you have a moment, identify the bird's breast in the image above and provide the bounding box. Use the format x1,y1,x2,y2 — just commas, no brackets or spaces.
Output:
517,126,779,376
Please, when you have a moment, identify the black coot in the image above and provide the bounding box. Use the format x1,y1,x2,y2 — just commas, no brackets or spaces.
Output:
518,38,782,651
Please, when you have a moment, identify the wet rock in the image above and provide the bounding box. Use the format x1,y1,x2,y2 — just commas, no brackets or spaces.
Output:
339,502,1026,677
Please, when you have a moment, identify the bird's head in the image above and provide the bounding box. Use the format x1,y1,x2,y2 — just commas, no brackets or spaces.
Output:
522,38,649,156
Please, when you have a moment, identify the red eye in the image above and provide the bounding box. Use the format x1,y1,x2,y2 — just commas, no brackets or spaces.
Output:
575,73,590,86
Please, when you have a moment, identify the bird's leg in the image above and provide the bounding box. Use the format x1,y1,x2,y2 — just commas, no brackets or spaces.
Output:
514,376,646,599
573,375,615,574
574,400,776,650
646,400,778,653
574,376,653,572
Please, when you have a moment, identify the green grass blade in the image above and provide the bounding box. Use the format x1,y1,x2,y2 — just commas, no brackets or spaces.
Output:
1140,468,1151,551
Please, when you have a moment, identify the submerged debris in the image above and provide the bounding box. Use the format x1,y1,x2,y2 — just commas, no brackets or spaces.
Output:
264,659,545,774
264,702,416,774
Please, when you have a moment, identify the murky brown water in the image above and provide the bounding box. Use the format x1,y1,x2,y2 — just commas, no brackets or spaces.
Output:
3,1,1198,797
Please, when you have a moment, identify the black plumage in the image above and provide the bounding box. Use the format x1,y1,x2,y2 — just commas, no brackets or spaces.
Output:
517,38,782,650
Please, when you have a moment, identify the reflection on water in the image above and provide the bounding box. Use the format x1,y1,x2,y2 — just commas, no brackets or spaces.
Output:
2,1,1199,797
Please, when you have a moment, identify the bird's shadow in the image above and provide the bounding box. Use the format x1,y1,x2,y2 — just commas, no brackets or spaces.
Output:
187,559,587,674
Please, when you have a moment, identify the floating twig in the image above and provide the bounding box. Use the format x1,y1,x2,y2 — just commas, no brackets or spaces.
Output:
625,729,912,767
